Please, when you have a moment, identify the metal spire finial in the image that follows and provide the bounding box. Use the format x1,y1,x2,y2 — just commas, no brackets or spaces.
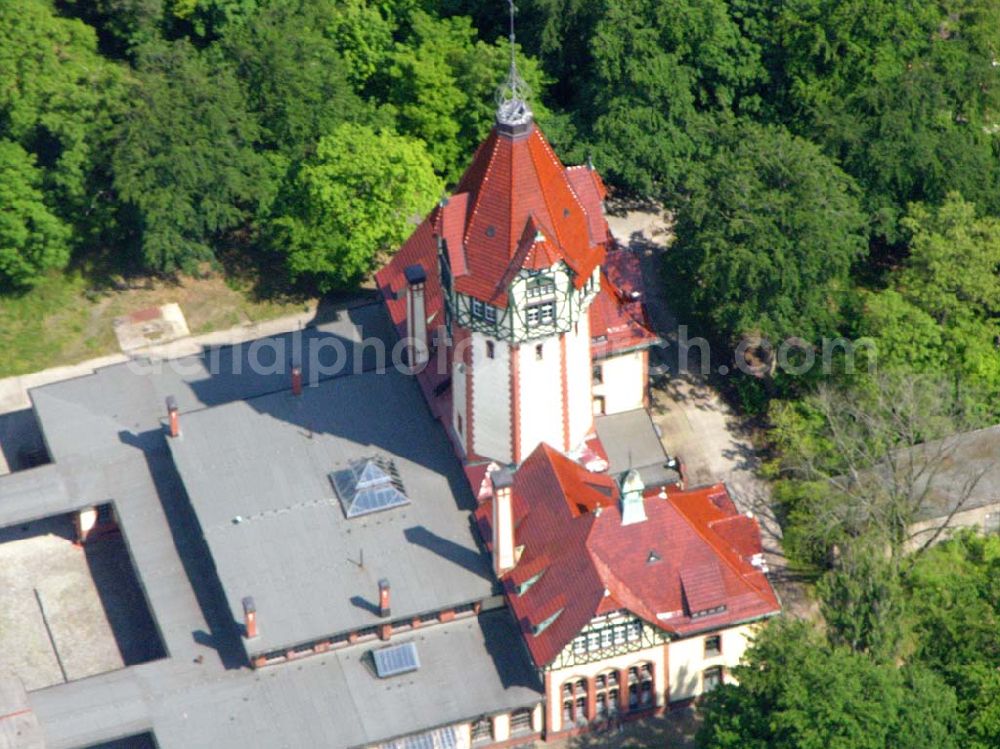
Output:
496,0,532,129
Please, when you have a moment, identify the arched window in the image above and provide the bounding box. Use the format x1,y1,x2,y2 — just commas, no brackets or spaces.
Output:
594,670,619,719
627,662,654,711
560,677,589,727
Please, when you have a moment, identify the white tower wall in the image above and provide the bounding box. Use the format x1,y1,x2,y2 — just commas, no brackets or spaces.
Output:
452,355,468,456
517,336,566,458
565,313,593,449
471,332,513,463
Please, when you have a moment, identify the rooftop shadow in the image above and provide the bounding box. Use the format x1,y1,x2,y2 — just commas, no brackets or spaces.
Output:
83,528,166,667
118,432,247,670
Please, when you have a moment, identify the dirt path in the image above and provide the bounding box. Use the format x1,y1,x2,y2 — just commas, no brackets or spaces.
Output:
606,211,815,619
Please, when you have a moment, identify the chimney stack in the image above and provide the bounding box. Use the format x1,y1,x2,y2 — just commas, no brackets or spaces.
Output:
242,596,258,639
619,469,647,525
404,264,428,369
290,358,303,396
378,578,391,618
166,395,180,438
490,468,516,576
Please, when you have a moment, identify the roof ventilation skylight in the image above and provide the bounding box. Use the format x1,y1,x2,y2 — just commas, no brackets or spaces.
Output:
373,641,420,678
330,457,410,518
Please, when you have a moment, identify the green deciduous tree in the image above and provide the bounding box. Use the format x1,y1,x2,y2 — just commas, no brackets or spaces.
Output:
170,0,260,41
673,120,866,343
328,0,397,90
222,0,372,159
855,289,947,373
907,533,1000,749
267,124,442,292
898,193,1000,327
698,619,960,749
0,141,71,290
858,194,1000,420
0,0,128,245
381,9,555,179
741,0,1000,240
581,0,763,196
112,40,269,273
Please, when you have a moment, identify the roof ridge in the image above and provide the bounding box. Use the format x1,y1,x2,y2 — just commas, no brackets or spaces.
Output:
464,131,501,248
528,132,571,255
536,133,590,247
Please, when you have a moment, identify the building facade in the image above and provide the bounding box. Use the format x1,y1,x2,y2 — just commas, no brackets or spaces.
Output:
374,57,781,744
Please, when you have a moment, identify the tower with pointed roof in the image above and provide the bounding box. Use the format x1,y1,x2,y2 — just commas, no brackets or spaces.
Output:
435,70,606,464
377,2,659,468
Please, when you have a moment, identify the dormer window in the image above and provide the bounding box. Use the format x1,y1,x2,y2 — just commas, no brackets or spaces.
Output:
517,570,545,595
471,298,497,323
526,276,556,299
533,608,563,636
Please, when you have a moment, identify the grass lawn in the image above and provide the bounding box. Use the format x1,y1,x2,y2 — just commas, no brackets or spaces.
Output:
0,271,313,378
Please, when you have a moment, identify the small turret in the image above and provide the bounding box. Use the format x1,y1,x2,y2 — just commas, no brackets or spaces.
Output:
619,469,647,525
496,1,532,136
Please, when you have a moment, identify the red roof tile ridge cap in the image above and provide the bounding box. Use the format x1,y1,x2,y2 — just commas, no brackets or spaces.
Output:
507,127,522,261
464,132,501,247
671,489,774,599
537,131,591,239
530,133,582,255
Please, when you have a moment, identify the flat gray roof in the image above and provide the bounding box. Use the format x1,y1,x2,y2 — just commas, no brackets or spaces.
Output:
32,611,542,749
169,368,495,656
911,424,1000,521
11,302,541,749
30,302,396,465
595,408,680,488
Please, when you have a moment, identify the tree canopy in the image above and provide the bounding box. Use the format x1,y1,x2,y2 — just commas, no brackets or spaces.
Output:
112,40,268,273
267,123,442,292
0,0,127,244
698,619,960,749
0,140,71,289
672,119,867,343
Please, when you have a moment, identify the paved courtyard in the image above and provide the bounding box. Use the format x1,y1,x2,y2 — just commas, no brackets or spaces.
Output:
0,516,163,691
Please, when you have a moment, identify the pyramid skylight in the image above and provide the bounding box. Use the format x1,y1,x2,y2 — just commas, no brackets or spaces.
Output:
330,457,410,518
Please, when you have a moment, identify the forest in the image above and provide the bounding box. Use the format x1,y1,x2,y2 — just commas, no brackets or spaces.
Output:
2,1,1000,745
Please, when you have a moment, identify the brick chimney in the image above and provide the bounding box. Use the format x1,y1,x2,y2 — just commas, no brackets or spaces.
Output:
490,467,516,576
290,358,303,396
377,579,392,640
242,596,258,639
404,264,428,369
166,395,180,438
378,578,391,618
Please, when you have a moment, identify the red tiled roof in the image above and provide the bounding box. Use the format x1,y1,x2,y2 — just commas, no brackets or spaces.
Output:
452,125,606,306
519,220,563,271
475,446,780,667
565,165,611,246
378,122,610,316
589,248,660,358
590,275,660,359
